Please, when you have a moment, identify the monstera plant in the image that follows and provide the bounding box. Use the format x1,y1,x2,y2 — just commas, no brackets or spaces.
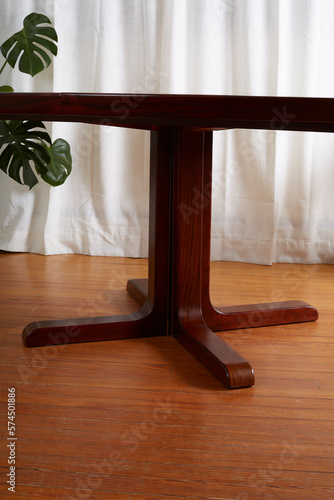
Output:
0,13,72,189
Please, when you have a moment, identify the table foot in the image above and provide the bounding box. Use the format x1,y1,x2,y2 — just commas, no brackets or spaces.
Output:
126,279,255,388
174,319,255,389
202,300,318,331
126,278,318,330
22,302,167,347
169,129,318,388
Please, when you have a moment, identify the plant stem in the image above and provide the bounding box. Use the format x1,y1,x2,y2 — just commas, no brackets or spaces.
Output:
0,59,8,76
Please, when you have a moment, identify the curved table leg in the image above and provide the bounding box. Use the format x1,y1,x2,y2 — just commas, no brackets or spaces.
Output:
201,300,318,332
23,303,160,347
198,130,318,331
126,282,254,387
170,129,255,388
126,276,318,333
173,129,318,388
23,129,173,347
173,317,255,389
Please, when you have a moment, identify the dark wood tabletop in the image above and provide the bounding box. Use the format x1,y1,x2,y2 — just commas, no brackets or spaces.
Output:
1,93,334,132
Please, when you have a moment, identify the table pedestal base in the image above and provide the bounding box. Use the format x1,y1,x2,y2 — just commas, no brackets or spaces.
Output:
22,129,318,389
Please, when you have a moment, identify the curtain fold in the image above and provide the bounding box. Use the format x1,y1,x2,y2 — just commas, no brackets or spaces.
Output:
1,0,334,264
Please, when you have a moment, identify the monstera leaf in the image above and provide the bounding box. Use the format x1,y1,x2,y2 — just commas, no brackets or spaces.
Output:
0,14,72,189
0,13,58,76
0,120,72,190
0,120,51,188
35,138,72,186
0,85,14,92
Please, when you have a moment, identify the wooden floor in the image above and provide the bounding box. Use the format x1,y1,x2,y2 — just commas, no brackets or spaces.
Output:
0,253,334,499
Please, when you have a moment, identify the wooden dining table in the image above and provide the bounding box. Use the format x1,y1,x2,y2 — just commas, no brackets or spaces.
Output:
1,93,330,388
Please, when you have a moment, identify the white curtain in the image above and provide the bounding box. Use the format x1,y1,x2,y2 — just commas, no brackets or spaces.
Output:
1,0,334,264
